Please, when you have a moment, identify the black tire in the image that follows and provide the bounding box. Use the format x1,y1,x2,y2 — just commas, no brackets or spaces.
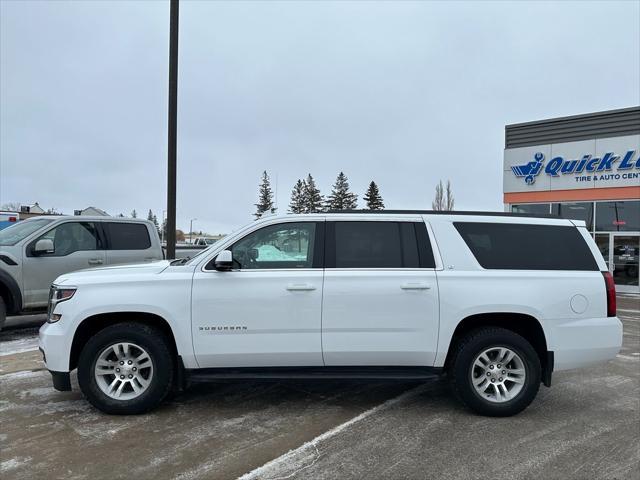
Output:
0,297,6,331
448,327,541,417
77,322,174,415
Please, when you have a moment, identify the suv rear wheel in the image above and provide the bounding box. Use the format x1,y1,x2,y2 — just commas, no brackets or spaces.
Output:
448,327,541,417
77,322,174,414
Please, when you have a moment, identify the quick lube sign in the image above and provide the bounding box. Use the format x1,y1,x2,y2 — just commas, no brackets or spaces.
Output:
503,135,640,193
512,150,638,185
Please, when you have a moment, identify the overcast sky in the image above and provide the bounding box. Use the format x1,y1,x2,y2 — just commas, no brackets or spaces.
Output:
1,0,639,234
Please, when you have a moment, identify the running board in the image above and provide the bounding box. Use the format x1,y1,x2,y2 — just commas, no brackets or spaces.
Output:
185,366,443,383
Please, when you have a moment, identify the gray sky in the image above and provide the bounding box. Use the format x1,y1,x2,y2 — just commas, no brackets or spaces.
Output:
1,0,639,234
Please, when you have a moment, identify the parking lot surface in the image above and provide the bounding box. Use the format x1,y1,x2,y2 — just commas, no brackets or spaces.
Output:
1,296,639,480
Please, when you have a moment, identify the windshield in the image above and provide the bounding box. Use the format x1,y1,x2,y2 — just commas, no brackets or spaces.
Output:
0,218,55,246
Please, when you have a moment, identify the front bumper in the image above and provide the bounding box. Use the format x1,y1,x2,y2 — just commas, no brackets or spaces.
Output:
38,321,71,373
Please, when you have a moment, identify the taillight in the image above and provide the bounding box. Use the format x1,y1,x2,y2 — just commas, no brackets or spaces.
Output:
602,271,616,317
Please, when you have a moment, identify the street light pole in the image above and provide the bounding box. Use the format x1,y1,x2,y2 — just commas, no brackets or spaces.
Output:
166,0,179,259
190,218,197,244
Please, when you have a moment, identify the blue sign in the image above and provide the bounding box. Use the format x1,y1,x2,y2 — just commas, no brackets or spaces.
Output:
512,150,639,185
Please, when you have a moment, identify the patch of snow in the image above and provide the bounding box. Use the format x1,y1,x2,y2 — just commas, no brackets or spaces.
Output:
0,456,32,473
0,369,47,383
0,335,40,356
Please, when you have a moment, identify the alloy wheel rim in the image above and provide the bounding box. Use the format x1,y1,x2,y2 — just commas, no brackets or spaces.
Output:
94,342,153,400
470,346,526,403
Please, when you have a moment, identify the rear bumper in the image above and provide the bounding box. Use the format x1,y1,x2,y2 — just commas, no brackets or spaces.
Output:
548,316,623,371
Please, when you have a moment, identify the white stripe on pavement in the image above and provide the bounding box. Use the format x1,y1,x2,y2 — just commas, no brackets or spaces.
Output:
236,384,429,480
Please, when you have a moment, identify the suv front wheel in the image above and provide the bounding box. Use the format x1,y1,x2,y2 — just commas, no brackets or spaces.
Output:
448,327,541,417
78,322,174,414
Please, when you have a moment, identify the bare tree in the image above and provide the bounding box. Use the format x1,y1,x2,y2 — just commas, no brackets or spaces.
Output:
432,180,444,211
445,180,455,210
1,201,21,211
432,180,454,211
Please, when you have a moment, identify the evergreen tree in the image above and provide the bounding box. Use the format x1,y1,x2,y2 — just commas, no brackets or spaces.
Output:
254,171,276,219
289,179,306,213
363,181,385,210
326,172,357,211
304,174,324,213
130,209,137,218
146,210,160,235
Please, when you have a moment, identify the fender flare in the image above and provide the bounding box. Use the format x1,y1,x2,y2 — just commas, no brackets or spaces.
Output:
0,269,22,314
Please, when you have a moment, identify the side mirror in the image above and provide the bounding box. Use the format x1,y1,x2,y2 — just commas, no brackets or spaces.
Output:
214,250,233,271
34,238,54,255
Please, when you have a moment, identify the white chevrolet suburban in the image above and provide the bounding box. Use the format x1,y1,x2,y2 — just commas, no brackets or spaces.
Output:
39,211,622,417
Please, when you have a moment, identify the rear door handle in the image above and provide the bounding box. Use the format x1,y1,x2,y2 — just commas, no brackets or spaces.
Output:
400,282,431,290
286,283,316,291
88,258,104,265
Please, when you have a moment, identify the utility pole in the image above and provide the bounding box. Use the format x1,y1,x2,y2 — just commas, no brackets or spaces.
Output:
190,218,197,244
166,0,179,259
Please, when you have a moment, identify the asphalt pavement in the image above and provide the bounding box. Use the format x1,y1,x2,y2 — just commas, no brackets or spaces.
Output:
0,296,638,480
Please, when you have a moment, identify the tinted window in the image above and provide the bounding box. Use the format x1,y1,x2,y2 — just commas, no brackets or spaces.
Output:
329,221,433,268
595,201,640,232
231,222,316,269
106,223,151,250
33,222,100,256
511,204,551,216
454,222,598,271
552,202,594,231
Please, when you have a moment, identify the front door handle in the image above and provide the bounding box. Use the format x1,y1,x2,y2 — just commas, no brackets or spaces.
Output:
88,258,104,265
400,282,431,290
286,283,316,291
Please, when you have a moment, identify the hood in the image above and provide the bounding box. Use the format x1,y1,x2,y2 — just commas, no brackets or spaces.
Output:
55,260,172,285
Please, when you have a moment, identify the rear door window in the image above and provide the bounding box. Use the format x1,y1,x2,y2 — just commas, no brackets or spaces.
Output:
105,222,151,250
327,221,435,268
454,222,598,271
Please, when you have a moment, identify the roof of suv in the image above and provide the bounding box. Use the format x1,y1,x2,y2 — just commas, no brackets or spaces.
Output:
23,215,153,223
324,209,558,218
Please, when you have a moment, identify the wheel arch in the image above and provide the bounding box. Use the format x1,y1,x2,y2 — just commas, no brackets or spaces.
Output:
444,312,552,386
0,270,22,315
69,311,179,371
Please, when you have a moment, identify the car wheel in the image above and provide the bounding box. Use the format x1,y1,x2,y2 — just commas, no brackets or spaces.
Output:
448,327,541,417
0,297,6,331
77,322,174,414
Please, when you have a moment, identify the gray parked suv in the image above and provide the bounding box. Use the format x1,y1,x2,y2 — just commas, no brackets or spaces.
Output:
0,216,163,329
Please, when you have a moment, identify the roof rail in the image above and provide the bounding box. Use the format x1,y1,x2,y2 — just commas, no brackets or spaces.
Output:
324,209,559,219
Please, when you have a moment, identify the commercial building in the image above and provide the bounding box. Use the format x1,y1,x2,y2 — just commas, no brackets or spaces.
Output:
503,106,640,293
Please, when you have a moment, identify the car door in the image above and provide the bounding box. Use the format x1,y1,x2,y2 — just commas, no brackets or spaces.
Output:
322,220,440,366
22,220,106,308
191,220,325,368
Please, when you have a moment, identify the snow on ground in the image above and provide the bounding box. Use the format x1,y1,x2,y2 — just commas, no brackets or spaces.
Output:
0,335,39,356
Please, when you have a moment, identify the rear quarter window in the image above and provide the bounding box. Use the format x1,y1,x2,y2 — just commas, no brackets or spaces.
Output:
105,222,151,250
454,222,598,271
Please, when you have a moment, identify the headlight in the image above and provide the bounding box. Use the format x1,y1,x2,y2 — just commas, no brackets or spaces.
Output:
47,285,77,323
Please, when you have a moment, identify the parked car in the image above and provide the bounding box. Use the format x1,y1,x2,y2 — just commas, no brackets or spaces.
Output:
39,211,622,416
192,237,218,247
0,216,163,329
0,211,19,231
